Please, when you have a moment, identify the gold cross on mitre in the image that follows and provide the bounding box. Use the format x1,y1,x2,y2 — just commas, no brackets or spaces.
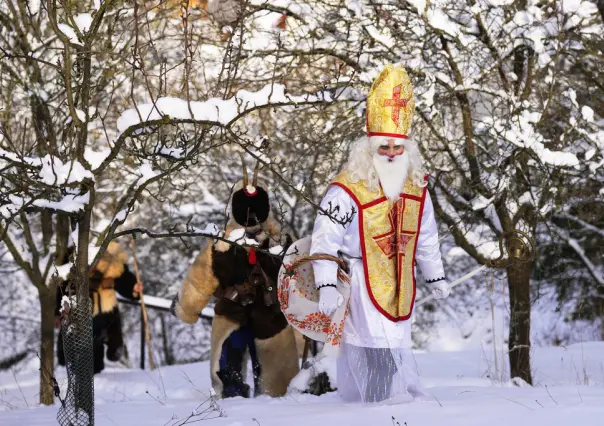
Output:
367,64,415,139
383,85,409,127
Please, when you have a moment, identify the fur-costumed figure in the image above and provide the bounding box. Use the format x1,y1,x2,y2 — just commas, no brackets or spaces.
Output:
172,156,299,398
56,242,142,374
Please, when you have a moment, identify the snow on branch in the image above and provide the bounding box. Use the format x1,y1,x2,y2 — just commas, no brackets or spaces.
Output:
567,238,604,287
552,226,604,287
33,192,90,213
553,212,604,239
227,228,260,246
0,149,94,185
486,110,580,168
1,189,90,219
116,84,340,134
37,155,94,185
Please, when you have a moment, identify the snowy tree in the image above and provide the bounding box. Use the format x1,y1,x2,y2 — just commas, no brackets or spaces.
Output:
2,0,602,410
0,0,188,405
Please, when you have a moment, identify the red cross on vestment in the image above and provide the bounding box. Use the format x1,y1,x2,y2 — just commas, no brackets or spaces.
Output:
382,84,408,127
373,199,416,276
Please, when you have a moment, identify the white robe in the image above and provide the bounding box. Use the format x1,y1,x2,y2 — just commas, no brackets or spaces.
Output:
309,184,445,402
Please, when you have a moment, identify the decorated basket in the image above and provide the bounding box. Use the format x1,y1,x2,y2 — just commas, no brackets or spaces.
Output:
277,237,350,357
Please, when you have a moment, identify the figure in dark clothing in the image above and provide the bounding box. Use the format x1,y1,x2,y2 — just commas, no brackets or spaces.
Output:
172,157,300,398
217,327,262,397
56,242,143,374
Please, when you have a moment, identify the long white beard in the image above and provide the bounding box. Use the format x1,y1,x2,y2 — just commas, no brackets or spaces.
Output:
372,153,410,201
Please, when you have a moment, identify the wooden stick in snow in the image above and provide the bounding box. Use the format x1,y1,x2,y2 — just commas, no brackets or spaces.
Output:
130,233,156,370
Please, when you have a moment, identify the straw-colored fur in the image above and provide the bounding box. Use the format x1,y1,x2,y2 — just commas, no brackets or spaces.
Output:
255,325,300,397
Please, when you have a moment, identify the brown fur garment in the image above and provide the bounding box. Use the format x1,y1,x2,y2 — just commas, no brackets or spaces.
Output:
255,325,300,397
92,286,118,316
96,241,128,279
174,214,288,325
174,243,218,324
91,242,128,316
209,314,241,396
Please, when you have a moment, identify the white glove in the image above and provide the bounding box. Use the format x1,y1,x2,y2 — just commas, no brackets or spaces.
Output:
431,280,450,300
318,286,344,316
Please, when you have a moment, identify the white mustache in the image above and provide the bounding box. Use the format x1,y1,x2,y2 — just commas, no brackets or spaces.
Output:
375,154,403,163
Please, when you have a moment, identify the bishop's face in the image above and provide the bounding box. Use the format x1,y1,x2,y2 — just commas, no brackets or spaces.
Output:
370,136,410,200
376,138,405,162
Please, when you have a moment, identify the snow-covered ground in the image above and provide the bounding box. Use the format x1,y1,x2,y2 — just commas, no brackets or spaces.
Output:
1,342,604,425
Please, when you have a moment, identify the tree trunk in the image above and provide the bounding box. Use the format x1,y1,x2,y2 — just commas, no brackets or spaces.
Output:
39,286,57,405
506,259,533,385
71,209,95,421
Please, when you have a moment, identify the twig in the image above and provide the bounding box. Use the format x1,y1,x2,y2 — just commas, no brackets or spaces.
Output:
433,394,443,407
488,271,500,381
145,390,165,405
114,227,287,260
35,352,64,405
535,399,544,408
164,414,178,426
11,368,29,408
501,397,534,410
170,395,226,425
545,385,558,405
0,396,17,410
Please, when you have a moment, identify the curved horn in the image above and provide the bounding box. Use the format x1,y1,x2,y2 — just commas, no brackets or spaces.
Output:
252,162,260,187
238,152,249,187
489,230,535,268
